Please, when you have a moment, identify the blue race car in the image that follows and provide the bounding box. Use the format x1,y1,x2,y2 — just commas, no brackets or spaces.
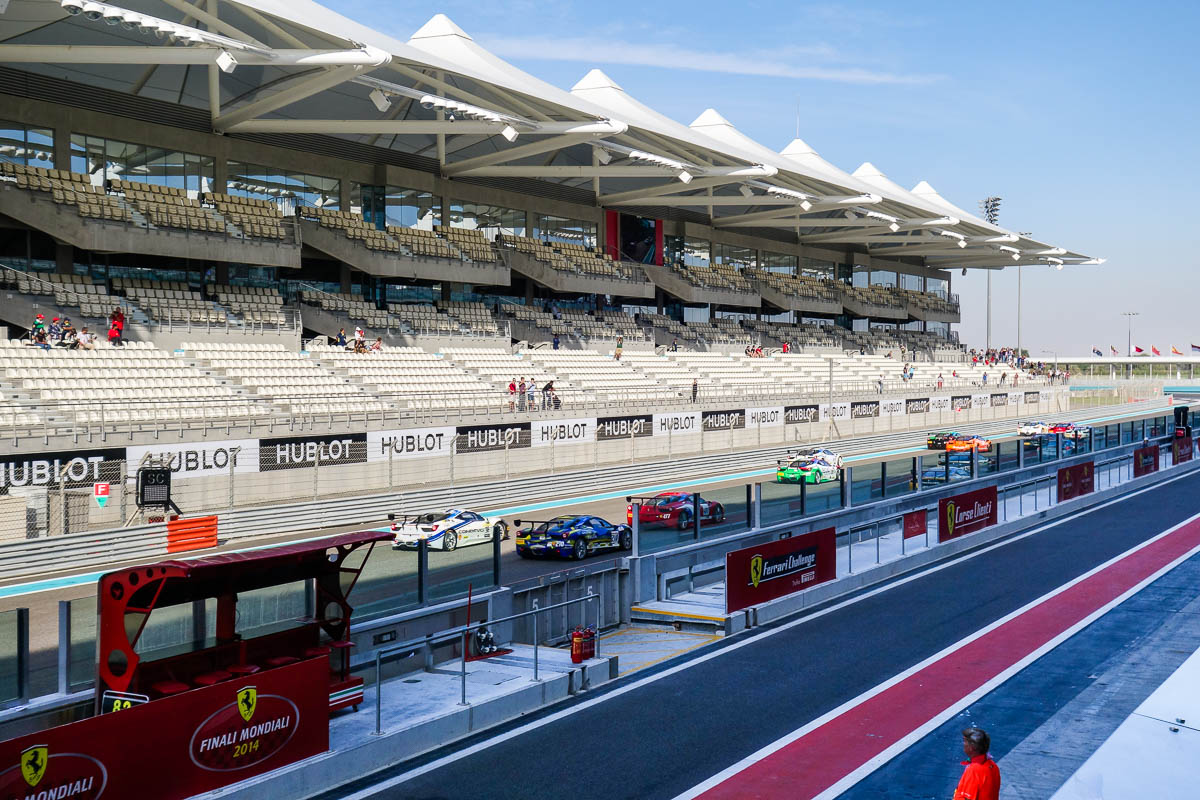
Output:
514,514,633,560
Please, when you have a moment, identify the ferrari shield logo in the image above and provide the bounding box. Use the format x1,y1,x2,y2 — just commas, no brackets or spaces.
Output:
21,745,47,788
945,501,957,538
749,555,764,588
237,686,257,722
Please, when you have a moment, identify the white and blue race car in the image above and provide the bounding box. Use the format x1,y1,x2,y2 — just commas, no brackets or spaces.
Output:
389,509,509,551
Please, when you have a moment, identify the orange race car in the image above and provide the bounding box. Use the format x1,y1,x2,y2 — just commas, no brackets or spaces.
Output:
945,434,993,452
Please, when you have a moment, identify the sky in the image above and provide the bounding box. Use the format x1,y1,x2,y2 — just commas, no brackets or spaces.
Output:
326,0,1200,357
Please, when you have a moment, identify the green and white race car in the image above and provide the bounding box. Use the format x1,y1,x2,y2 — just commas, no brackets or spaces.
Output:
776,448,843,484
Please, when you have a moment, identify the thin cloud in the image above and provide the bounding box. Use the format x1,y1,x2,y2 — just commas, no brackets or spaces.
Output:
477,34,941,85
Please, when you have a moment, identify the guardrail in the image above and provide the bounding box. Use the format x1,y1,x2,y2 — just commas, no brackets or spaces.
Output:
370,591,600,734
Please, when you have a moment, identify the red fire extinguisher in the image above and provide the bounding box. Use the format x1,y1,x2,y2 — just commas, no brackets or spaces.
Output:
570,625,597,663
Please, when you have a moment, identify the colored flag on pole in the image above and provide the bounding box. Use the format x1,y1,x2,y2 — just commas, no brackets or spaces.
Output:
1152,346,1161,356
1111,346,1119,355
1134,346,1145,354
1092,347,1103,356
1172,346,1183,355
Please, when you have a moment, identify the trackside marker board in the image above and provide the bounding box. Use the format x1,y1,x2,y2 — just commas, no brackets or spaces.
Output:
93,482,110,508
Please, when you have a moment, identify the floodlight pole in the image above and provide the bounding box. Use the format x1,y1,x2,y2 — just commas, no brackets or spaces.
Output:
1122,311,1139,357
979,197,1002,352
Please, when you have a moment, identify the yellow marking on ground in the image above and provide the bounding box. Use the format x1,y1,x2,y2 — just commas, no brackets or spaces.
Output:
630,606,726,622
597,627,722,675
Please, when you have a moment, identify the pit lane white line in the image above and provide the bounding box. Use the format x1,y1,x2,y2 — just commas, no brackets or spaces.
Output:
336,468,1200,800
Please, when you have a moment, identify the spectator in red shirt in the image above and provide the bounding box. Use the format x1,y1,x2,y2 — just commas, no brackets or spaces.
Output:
953,727,1000,800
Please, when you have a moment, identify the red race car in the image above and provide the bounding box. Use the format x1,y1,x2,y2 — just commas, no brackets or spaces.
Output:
1048,422,1074,434
627,492,726,530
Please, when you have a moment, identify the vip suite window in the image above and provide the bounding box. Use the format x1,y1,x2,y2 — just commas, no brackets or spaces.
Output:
227,161,339,214
0,121,54,168
70,134,213,196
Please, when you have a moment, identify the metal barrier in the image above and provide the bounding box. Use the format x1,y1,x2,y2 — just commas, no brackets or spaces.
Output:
370,591,599,735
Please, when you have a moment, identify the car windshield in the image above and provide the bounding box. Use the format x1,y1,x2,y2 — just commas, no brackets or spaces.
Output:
654,495,688,506
532,516,577,532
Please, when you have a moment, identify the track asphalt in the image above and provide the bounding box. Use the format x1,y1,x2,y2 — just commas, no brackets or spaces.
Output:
313,468,1200,800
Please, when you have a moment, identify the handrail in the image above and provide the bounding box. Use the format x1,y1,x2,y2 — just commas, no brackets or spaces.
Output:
371,591,599,734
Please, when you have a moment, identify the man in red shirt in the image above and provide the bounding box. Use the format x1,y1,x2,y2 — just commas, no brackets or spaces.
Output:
954,727,1000,800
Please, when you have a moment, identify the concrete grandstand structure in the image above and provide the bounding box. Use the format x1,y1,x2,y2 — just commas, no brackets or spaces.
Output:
0,2,1099,443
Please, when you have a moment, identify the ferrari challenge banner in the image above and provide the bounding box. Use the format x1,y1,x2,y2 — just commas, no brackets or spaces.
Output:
126,439,258,479
367,426,455,461
595,414,652,440
725,527,837,614
1173,436,1194,465
0,658,328,800
850,400,879,419
938,485,998,543
1133,445,1160,477
258,433,366,471
531,418,594,447
1057,461,1095,502
456,422,531,452
903,509,927,539
702,409,745,431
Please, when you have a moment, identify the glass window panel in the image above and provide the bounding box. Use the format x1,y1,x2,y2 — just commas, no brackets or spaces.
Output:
884,457,917,497
761,479,804,526
0,610,20,704
869,270,897,287
453,201,527,238
699,485,750,540
536,214,596,248
997,440,1020,471
712,242,755,269
760,251,797,272
850,462,883,504
805,473,843,513
426,540,497,604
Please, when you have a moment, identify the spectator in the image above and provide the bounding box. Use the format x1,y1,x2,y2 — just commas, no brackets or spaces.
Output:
107,322,123,347
370,337,383,352
110,306,125,331
49,317,62,341
782,341,790,354
692,378,698,403
937,373,944,390
335,328,347,348
877,374,884,395
32,313,45,335
59,325,78,349
76,327,95,350
353,338,368,354
518,377,527,411
982,371,988,386
507,378,516,412
542,379,554,409
754,345,763,357
670,338,678,352
1012,373,1018,387
745,346,752,357
999,372,1007,386
954,727,1000,800
526,379,537,411
552,333,560,350
353,326,365,346
614,335,623,361
859,345,866,356
31,328,50,350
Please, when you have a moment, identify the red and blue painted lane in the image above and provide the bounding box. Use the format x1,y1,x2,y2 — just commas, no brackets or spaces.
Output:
836,550,1200,799
312,465,1200,800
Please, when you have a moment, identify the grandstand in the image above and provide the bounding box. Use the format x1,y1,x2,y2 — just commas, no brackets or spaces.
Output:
0,1,1098,441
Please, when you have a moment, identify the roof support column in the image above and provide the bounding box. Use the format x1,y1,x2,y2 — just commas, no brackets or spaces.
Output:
206,0,220,120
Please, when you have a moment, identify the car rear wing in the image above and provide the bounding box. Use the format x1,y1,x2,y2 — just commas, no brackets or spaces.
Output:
387,512,438,526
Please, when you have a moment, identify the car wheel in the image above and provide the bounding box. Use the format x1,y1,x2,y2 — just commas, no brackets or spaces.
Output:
619,529,632,550
494,523,508,541
442,531,457,551
676,511,692,531
517,548,531,559
714,505,725,523
813,472,822,485
572,539,588,560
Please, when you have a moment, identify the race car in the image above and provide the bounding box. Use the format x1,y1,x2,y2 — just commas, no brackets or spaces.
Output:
389,509,508,551
627,492,726,530
514,515,633,560
946,434,992,453
1048,422,1075,434
927,431,960,449
1018,421,1050,436
776,454,841,484
1062,425,1092,440
788,447,844,469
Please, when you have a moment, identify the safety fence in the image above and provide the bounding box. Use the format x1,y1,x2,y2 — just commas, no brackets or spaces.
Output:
0,388,1103,542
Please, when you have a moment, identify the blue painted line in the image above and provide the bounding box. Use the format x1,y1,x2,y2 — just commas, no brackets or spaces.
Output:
0,403,1179,600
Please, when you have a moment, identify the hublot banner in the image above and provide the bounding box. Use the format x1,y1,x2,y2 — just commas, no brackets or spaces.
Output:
971,394,990,409
126,440,258,479
456,423,531,452
745,406,784,429
653,411,700,436
258,433,366,471
880,398,906,417
367,426,455,461
1025,391,1042,405
951,395,971,412
531,418,594,447
702,409,746,431
596,414,653,440
850,400,880,419
785,404,821,424
930,396,952,412
906,397,930,415
990,393,1008,407
1008,392,1023,406
0,448,125,491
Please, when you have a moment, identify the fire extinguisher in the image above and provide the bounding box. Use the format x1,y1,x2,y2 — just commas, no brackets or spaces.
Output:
570,626,586,664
